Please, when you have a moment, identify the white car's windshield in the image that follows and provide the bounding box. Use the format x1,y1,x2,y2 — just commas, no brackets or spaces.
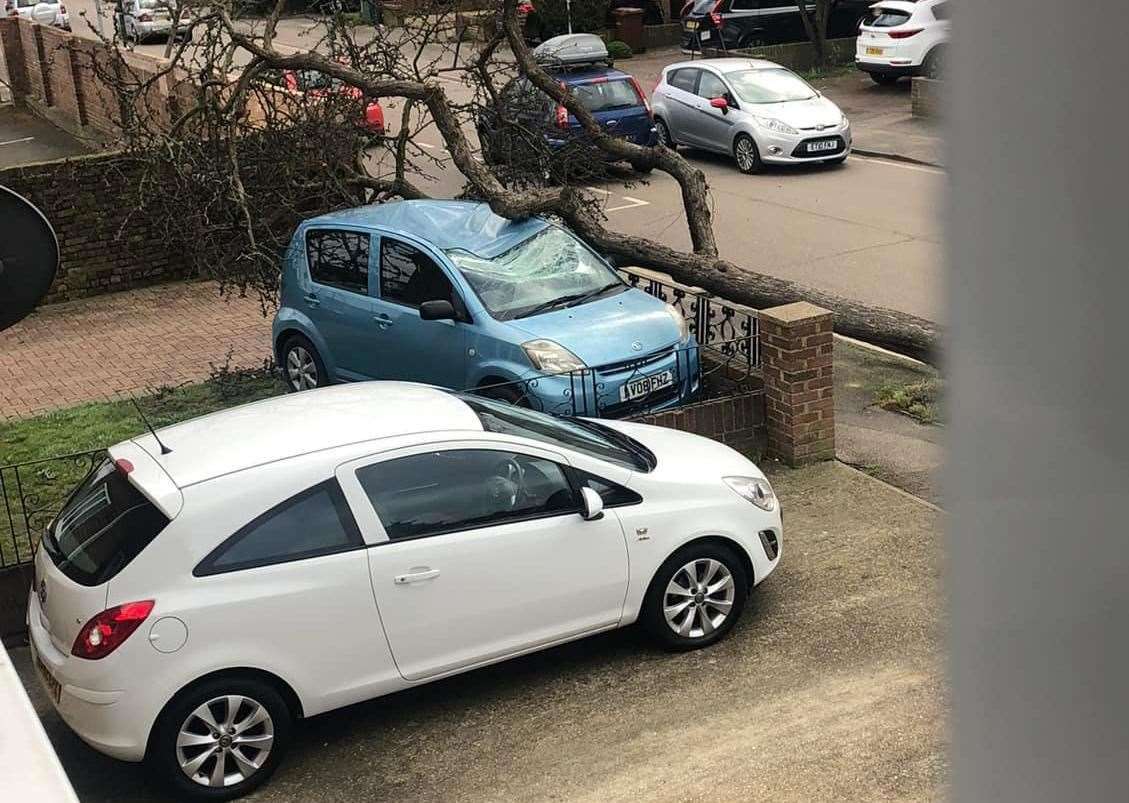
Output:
447,227,625,320
728,68,817,104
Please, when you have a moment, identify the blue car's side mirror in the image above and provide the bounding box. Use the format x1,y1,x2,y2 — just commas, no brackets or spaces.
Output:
420,299,457,321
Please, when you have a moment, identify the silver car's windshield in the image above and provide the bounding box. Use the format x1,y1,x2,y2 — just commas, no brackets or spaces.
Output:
727,68,817,104
446,227,624,321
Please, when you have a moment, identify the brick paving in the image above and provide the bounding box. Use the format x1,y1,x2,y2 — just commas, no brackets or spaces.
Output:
0,282,273,419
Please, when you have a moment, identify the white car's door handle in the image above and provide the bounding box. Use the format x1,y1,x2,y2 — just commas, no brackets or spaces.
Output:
394,568,440,585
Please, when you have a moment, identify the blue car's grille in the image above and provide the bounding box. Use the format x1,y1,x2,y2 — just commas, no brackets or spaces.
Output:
595,345,675,376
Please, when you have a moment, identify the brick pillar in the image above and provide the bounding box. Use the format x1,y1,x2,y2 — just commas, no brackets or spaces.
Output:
0,18,30,99
759,302,835,466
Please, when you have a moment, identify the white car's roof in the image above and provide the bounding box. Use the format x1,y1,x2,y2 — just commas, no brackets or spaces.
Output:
127,382,483,487
669,58,782,75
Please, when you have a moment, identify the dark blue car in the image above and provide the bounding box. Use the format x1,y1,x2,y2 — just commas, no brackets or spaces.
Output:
477,34,658,176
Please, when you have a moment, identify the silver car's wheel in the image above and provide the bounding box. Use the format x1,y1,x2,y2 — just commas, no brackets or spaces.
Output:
285,344,319,390
663,558,736,638
655,117,675,148
734,134,761,174
176,695,275,788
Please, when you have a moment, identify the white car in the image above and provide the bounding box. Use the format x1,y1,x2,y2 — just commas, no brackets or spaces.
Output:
651,58,850,174
4,0,69,29
856,0,951,84
113,0,191,43
28,382,782,799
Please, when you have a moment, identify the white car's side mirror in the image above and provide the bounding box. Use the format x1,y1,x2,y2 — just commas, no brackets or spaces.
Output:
579,487,604,521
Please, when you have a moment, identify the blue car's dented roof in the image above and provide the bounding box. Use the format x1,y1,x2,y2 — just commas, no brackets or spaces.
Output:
305,200,550,259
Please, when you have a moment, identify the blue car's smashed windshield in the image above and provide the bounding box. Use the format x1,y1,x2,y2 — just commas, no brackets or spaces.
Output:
446,226,625,320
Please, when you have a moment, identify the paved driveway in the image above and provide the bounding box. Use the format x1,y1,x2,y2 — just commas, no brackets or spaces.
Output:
13,462,946,802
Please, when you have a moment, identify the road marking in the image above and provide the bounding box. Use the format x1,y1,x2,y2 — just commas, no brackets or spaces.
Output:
851,155,944,175
586,187,613,195
605,196,649,213
0,137,35,147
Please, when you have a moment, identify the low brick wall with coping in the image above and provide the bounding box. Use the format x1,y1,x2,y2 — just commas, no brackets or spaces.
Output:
703,36,857,72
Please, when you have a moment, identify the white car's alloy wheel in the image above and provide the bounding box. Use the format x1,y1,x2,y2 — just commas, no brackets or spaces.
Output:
663,558,735,638
176,695,275,788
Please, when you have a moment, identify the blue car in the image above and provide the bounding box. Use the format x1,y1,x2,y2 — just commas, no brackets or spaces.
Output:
476,34,658,175
272,200,700,417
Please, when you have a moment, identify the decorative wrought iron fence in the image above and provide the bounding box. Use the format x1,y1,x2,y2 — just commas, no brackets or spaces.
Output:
619,267,761,370
1,450,105,571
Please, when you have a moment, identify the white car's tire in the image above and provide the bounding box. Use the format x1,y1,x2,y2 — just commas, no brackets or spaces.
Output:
147,676,292,801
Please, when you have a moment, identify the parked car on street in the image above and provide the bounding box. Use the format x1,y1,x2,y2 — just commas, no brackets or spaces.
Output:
113,0,191,43
651,57,850,173
856,0,951,83
5,0,69,30
257,67,385,135
29,382,782,799
476,34,658,176
272,200,700,416
679,0,871,53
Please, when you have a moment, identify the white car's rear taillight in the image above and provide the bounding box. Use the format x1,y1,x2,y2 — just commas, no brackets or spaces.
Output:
72,600,155,660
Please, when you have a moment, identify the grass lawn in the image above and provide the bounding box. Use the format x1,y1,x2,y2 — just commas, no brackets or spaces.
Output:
1,372,285,566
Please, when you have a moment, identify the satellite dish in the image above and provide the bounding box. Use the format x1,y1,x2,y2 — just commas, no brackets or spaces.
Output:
31,2,58,24
0,186,60,331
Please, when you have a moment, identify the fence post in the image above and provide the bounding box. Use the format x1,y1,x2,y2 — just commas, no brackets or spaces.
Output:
759,302,835,466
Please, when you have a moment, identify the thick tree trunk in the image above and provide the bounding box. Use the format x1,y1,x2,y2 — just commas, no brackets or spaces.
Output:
562,209,938,363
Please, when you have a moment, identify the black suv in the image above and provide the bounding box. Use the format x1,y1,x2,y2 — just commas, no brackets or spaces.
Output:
680,0,871,52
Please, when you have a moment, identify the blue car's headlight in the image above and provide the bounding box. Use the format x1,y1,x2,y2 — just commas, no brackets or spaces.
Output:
522,339,586,374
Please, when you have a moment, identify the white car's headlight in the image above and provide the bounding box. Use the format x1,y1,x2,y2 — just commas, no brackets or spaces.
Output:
724,476,777,512
664,303,689,342
522,339,585,374
753,116,799,136
840,113,850,129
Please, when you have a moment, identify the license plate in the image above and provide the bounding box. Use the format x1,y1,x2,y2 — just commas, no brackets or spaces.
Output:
685,20,698,30
34,651,62,704
866,47,883,56
620,370,674,403
807,139,839,153
699,29,710,40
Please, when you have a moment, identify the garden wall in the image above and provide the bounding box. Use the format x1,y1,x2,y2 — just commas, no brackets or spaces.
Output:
704,36,857,72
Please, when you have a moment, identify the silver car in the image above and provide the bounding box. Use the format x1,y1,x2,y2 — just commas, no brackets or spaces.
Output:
651,58,851,174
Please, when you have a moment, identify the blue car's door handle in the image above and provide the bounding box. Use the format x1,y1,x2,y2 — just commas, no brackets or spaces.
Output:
373,313,392,330
303,293,320,307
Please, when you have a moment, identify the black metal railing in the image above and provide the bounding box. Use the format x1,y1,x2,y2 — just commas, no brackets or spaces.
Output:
1,449,104,571
619,267,760,370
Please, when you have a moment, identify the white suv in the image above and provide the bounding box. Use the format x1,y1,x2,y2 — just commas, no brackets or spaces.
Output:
856,0,951,84
28,382,781,799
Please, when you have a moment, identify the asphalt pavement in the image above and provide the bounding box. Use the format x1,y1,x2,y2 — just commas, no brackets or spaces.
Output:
12,460,946,802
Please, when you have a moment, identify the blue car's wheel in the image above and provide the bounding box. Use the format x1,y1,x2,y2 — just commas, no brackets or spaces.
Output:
281,335,326,392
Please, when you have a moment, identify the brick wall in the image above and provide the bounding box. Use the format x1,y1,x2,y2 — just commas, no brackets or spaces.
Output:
912,77,943,119
0,17,185,145
704,36,857,72
634,392,765,460
0,153,195,303
645,23,682,49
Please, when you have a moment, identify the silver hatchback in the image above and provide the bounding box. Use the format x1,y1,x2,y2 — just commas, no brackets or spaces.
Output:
651,58,851,174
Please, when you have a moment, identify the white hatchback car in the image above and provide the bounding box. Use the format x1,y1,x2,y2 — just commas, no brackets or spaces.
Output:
28,382,782,799
856,0,952,84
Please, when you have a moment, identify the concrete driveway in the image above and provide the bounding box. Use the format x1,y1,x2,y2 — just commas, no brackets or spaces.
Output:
14,461,946,802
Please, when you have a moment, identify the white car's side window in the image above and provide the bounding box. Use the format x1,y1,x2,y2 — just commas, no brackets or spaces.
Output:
356,449,579,542
194,480,364,576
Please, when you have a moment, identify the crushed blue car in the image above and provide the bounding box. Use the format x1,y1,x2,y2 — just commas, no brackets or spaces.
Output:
272,199,701,417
